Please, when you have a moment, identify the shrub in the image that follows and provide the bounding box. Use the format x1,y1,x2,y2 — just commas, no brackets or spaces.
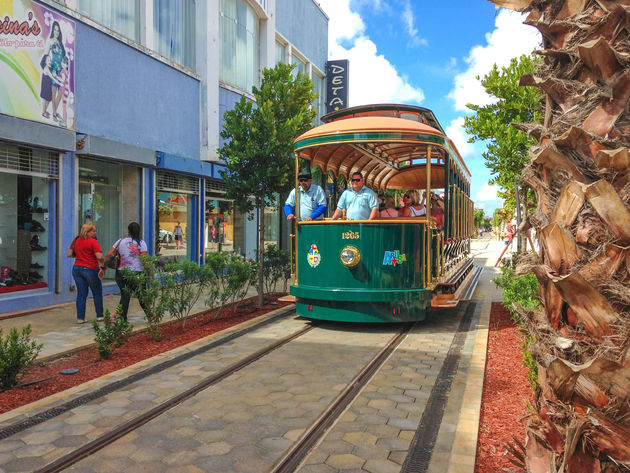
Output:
0,325,43,390
121,255,167,341
162,259,216,329
493,262,541,388
205,253,255,316
257,244,290,295
92,309,133,359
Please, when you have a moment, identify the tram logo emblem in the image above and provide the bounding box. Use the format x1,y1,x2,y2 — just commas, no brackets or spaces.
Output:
383,250,406,266
308,244,321,268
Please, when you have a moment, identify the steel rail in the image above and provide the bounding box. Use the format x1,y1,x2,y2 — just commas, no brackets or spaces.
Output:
271,322,413,473
0,306,295,441
33,322,315,473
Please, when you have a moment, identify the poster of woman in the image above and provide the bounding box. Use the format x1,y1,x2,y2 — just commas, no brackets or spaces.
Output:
0,0,75,129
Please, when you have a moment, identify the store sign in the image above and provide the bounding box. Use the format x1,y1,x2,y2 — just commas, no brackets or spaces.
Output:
325,59,348,113
0,0,76,129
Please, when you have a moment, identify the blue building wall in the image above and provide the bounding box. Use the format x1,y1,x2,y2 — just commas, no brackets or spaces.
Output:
275,0,328,72
75,24,200,160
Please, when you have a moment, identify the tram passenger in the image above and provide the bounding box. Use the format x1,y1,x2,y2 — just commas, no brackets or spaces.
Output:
430,193,445,229
400,190,426,217
284,169,327,221
379,195,399,218
331,172,379,220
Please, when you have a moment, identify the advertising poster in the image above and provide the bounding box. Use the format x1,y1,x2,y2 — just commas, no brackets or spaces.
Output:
0,0,75,128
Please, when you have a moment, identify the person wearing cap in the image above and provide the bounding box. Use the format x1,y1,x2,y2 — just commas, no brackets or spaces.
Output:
284,169,327,221
331,171,379,220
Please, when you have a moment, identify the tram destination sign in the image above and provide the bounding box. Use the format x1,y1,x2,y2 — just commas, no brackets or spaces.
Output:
325,59,349,113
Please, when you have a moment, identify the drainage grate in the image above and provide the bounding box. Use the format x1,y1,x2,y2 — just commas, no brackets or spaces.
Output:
401,302,477,473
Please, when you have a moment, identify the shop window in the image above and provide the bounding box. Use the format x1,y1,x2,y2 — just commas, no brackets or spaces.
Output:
157,191,193,264
78,158,123,280
219,0,260,93
205,197,246,257
292,54,306,78
0,173,52,294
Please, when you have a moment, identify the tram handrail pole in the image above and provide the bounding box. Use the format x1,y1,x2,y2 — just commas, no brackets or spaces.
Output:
293,153,299,279
426,145,432,285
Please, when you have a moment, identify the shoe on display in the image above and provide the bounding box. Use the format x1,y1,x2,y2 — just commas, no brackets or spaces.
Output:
30,263,44,269
30,234,39,245
32,197,48,213
30,220,45,232
31,244,47,251
29,271,43,279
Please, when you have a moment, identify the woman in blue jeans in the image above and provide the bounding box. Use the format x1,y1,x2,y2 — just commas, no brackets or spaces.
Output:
67,223,105,324
109,222,149,321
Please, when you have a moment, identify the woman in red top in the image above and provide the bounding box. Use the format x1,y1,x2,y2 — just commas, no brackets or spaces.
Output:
67,223,105,324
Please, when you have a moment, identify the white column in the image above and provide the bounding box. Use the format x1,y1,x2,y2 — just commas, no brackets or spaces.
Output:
199,0,220,162
140,0,154,50
259,0,276,70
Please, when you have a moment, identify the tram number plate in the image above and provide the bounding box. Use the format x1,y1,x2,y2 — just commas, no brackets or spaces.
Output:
342,231,360,239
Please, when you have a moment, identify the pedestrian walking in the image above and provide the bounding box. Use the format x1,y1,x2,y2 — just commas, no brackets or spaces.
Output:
109,222,149,321
68,223,104,324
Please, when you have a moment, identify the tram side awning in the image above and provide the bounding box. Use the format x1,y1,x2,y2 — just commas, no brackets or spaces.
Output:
294,116,470,191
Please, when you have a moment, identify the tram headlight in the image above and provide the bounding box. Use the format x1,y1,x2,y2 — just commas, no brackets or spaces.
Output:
340,246,361,267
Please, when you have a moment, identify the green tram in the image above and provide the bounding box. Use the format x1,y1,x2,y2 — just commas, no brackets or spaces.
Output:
288,104,482,323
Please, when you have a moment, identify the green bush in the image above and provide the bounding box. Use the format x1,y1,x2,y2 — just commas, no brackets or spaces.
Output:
257,244,290,295
92,309,133,359
493,265,540,316
205,252,255,316
0,325,43,390
161,259,216,329
121,255,167,341
493,262,541,388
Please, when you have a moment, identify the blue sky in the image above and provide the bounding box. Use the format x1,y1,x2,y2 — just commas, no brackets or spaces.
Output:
316,0,542,216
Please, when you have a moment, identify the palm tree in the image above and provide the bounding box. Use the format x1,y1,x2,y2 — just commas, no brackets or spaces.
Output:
489,0,630,470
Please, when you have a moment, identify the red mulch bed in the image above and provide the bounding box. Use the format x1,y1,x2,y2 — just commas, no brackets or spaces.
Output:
0,295,291,414
475,302,532,472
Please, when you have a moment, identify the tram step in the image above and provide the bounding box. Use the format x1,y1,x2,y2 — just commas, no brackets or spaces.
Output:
431,264,482,308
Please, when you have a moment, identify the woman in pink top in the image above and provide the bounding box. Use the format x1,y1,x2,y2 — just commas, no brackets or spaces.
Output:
379,195,399,218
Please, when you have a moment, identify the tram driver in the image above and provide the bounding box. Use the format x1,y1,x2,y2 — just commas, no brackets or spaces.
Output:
284,168,327,221
331,172,379,220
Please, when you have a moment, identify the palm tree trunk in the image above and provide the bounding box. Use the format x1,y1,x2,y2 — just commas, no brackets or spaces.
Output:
490,1,630,471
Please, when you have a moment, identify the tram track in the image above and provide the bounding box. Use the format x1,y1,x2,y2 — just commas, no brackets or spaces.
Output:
0,306,296,440
32,322,316,473
272,322,414,473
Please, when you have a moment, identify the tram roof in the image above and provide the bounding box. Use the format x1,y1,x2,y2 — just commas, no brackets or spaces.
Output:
294,116,470,191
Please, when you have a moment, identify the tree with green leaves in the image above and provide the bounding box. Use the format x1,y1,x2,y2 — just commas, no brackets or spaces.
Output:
464,54,542,247
219,63,317,306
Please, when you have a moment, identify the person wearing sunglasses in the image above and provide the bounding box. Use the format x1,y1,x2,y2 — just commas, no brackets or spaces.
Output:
284,168,327,221
331,172,379,220
399,190,426,218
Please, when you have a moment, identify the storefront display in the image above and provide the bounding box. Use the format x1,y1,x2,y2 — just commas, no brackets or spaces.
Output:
204,196,244,256
156,171,198,263
0,142,56,294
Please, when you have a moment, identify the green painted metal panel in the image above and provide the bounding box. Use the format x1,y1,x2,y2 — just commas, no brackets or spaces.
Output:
296,299,428,323
294,222,426,293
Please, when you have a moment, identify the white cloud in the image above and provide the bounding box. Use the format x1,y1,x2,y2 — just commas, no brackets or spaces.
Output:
475,182,503,214
449,9,542,112
402,0,427,47
318,0,425,106
445,117,475,158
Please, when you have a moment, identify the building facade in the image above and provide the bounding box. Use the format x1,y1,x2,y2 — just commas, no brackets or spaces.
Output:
0,0,328,314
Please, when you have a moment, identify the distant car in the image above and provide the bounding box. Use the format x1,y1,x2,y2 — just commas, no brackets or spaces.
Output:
159,228,174,243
